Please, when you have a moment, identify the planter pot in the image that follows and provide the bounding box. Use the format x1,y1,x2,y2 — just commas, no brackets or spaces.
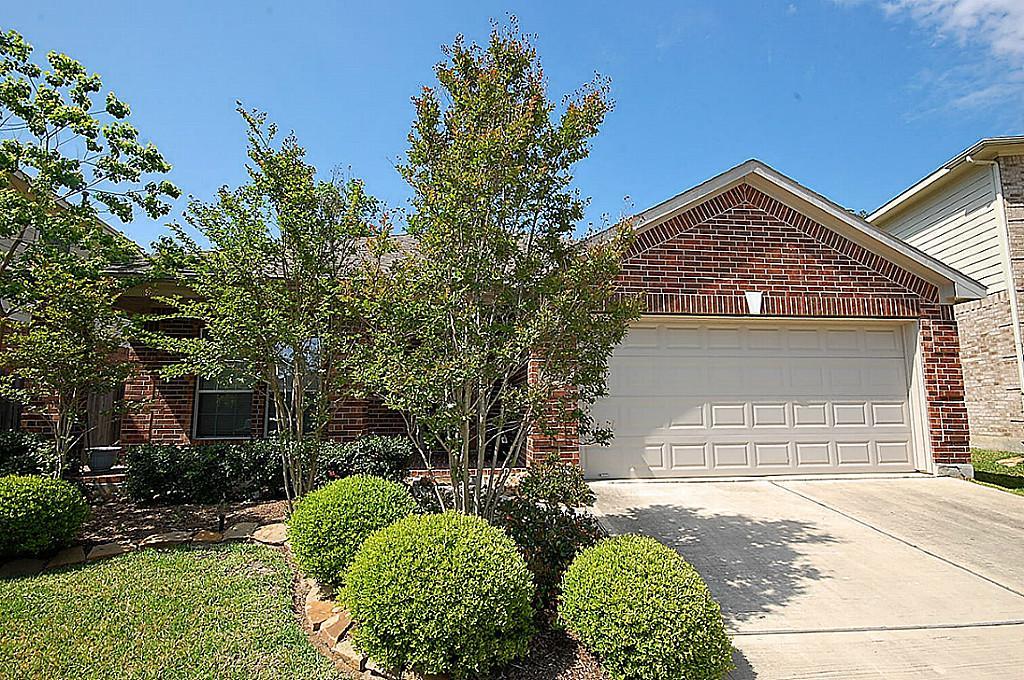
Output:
87,446,121,472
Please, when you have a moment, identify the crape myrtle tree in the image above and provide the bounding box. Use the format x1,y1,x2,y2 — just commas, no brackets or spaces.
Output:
148,107,380,504
355,21,641,519
0,28,179,326
0,29,177,473
0,264,131,477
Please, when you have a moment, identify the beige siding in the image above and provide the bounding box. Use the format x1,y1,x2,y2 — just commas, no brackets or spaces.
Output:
878,165,1005,292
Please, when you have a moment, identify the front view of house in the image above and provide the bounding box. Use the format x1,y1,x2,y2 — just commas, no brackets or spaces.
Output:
105,160,984,482
557,161,985,480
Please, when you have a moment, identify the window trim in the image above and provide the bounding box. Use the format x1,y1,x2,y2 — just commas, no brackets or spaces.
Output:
192,376,255,441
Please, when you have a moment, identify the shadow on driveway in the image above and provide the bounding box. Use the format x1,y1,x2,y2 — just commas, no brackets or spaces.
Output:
598,503,839,626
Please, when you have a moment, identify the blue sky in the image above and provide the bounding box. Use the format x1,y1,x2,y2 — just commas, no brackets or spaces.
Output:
6,1,1024,246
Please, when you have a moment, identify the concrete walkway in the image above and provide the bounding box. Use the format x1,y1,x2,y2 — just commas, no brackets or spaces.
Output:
591,476,1024,679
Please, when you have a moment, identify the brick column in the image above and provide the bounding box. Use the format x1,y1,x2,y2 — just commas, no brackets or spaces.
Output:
919,303,971,471
524,358,580,466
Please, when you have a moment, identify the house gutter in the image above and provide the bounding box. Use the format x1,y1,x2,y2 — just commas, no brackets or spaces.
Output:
967,155,1024,412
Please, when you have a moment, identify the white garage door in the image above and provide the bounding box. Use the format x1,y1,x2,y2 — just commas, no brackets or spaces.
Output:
583,320,920,479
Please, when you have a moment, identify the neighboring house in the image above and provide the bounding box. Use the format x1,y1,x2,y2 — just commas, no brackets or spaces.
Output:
85,160,986,481
869,137,1024,453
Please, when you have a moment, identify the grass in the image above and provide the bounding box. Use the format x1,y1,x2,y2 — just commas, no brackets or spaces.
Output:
971,448,1024,497
0,542,345,680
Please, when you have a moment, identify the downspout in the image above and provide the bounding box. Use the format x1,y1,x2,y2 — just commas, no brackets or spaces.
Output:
967,155,1024,413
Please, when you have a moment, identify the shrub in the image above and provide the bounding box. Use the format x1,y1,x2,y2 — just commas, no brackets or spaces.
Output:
0,430,53,477
517,454,596,508
316,435,413,485
496,496,605,611
0,475,90,558
345,512,535,678
287,475,415,587
123,442,282,504
559,535,733,680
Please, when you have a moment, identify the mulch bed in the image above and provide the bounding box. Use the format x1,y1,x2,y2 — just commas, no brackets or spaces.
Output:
78,498,289,546
493,627,607,680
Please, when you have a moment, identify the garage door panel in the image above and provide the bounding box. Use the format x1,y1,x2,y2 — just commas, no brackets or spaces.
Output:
752,403,788,427
668,402,706,428
754,442,791,467
712,443,750,467
583,320,919,479
671,443,708,469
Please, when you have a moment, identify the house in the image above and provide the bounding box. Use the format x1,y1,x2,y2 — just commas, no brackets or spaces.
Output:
551,160,984,480
869,137,1024,453
52,160,984,482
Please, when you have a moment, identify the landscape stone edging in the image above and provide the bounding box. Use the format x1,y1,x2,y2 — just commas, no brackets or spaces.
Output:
299,576,450,680
0,521,289,578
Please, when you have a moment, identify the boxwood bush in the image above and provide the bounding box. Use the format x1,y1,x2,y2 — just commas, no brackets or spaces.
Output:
0,475,90,558
559,535,733,680
344,512,535,678
123,442,283,504
316,435,413,484
0,430,53,477
287,475,415,587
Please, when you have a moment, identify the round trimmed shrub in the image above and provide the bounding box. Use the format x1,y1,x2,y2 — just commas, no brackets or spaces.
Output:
0,475,90,558
559,535,733,680
344,512,535,678
287,475,416,587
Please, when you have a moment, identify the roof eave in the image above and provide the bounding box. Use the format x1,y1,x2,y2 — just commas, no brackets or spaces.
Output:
869,136,1024,224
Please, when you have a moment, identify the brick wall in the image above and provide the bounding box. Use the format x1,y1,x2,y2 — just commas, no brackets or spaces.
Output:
119,317,404,446
952,292,1024,450
532,182,972,468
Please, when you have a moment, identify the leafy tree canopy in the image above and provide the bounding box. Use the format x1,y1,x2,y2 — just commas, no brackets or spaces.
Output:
0,27,179,320
148,107,381,500
355,20,640,517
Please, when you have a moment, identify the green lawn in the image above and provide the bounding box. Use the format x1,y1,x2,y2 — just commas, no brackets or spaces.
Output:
971,448,1024,497
0,543,345,680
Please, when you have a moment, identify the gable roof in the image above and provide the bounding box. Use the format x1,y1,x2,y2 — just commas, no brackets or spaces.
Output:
868,136,1024,225
598,159,985,304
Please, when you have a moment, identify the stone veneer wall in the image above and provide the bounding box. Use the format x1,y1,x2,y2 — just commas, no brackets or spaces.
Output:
953,291,1024,451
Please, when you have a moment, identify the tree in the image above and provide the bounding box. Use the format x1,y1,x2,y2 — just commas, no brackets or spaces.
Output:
355,22,640,519
0,260,132,476
0,29,177,470
0,28,179,328
148,107,380,503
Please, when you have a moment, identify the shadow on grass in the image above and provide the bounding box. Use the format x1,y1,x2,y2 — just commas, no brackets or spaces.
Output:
975,470,1024,491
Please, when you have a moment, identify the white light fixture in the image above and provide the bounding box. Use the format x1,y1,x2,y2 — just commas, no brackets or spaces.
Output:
744,291,764,315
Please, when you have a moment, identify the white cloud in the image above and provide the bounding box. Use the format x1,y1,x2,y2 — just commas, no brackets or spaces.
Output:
841,1,1024,124
882,0,1024,61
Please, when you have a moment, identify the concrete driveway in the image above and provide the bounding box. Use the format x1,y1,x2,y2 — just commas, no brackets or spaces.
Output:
591,476,1024,679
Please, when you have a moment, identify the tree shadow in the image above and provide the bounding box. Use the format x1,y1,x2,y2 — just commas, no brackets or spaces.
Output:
975,470,1024,492
599,503,839,625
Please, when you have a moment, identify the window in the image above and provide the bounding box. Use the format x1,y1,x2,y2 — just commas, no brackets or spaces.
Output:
264,390,317,436
194,376,253,439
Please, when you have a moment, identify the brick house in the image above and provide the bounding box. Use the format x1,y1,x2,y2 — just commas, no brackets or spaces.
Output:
17,160,984,480
560,160,983,479
869,137,1024,453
